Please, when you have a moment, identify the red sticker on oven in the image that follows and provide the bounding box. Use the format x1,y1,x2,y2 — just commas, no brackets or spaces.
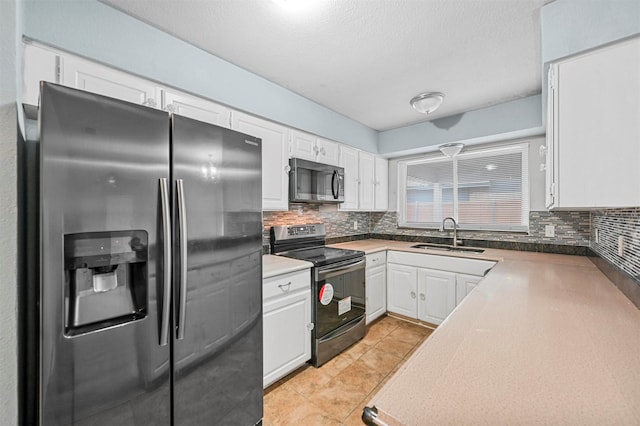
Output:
319,283,334,305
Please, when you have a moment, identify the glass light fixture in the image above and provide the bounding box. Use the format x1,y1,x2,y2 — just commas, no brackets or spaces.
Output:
439,143,464,157
410,92,445,114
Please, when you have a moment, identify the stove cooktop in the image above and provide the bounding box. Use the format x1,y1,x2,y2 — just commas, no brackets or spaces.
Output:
277,246,364,267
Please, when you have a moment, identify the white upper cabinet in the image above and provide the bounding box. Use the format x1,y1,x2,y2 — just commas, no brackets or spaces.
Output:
290,130,340,166
339,145,360,210
546,37,640,209
358,151,375,211
22,44,60,107
61,55,162,108
316,138,340,166
163,89,231,128
339,146,387,212
374,156,389,211
232,111,290,211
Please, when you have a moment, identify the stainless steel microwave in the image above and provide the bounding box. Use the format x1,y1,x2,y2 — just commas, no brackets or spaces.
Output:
289,158,345,203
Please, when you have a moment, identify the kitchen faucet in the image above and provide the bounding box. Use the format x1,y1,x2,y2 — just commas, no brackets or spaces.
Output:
440,217,459,247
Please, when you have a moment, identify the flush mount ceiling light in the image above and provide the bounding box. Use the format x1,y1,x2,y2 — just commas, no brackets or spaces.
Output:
410,92,445,115
439,143,464,157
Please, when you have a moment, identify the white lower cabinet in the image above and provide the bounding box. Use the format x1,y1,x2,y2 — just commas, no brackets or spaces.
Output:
365,251,387,324
386,251,495,325
455,274,482,305
417,269,456,325
262,269,312,388
386,263,418,318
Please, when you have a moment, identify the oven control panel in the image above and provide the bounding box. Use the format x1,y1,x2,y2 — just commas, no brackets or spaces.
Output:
288,225,316,236
272,224,326,241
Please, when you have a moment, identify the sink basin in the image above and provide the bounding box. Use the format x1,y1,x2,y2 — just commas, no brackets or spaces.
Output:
410,243,485,254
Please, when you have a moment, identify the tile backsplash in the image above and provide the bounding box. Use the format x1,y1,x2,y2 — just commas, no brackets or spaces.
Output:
591,208,640,280
370,211,590,246
263,206,591,249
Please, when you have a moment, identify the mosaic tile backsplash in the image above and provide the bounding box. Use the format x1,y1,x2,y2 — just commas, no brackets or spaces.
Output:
263,205,591,249
370,211,590,246
591,208,640,280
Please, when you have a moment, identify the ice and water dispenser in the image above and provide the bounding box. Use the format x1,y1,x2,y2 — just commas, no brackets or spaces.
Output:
64,230,148,335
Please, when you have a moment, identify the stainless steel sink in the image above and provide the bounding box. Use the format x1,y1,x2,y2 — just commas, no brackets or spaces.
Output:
410,243,485,254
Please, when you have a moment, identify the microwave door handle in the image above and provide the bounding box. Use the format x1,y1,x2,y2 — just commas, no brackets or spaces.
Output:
331,170,338,199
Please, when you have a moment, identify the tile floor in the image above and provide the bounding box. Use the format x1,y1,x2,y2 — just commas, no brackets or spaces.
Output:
263,315,433,425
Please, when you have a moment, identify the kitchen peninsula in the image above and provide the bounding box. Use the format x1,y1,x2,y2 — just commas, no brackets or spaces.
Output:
330,240,640,424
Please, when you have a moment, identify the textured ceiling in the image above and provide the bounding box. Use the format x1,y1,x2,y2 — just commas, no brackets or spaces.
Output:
101,0,546,131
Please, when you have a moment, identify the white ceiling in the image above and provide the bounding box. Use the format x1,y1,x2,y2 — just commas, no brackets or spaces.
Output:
101,0,546,131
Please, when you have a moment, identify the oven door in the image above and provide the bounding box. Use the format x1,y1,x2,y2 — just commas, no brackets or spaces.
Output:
314,258,365,339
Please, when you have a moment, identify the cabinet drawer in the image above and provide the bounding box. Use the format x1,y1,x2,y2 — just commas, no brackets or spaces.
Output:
366,251,387,268
263,269,311,301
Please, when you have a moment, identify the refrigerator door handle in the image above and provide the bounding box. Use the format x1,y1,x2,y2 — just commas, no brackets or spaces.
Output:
159,178,172,346
176,179,188,340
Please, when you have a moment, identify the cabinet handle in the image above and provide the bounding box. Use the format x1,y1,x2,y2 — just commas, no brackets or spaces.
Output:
410,291,416,299
278,282,292,292
320,147,326,155
420,293,425,301
313,146,320,154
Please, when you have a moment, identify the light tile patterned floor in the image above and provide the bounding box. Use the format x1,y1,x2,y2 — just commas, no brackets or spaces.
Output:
263,315,433,425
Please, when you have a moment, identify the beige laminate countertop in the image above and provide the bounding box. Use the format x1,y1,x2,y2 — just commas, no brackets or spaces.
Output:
262,254,313,279
330,239,640,424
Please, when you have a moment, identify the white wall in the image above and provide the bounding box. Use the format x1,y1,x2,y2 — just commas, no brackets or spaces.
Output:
0,0,18,422
378,95,544,157
22,0,378,153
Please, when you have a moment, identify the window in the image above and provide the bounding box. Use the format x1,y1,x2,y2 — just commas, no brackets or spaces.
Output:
398,144,529,231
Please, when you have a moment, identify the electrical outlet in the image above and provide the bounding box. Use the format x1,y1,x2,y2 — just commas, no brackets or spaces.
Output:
595,228,599,244
545,225,555,238
354,220,358,230
618,236,624,257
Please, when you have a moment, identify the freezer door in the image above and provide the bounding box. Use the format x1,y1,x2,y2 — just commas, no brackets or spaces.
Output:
38,83,171,426
171,115,263,425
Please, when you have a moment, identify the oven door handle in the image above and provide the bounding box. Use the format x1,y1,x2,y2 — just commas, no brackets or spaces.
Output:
317,258,365,279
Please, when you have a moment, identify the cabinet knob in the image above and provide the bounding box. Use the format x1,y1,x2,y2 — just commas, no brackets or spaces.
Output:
284,164,291,173
410,291,416,299
320,147,326,155
142,98,157,108
420,293,425,301
307,323,315,331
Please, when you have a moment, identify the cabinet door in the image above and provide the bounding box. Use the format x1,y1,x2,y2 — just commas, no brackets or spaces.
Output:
552,37,640,208
232,111,290,211
374,156,389,211
339,145,360,210
22,43,60,107
62,55,162,108
316,138,340,166
164,90,230,128
455,274,481,305
386,263,417,318
358,152,375,211
263,290,311,388
417,268,456,325
290,130,317,162
366,265,386,324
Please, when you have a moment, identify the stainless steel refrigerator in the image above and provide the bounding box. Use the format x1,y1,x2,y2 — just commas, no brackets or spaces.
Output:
21,82,263,425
